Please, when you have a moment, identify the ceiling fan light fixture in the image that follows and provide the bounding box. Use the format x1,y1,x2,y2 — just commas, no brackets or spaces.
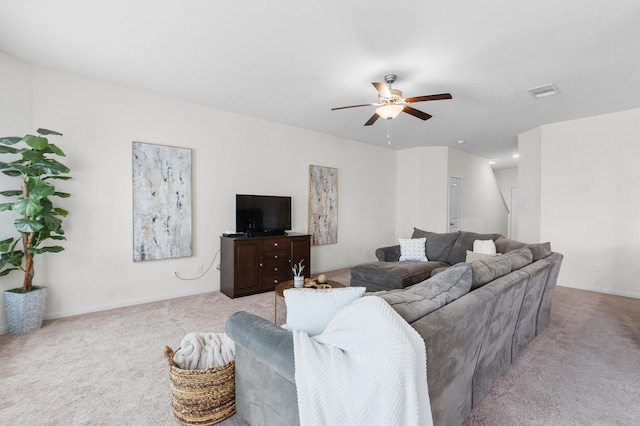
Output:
376,104,404,119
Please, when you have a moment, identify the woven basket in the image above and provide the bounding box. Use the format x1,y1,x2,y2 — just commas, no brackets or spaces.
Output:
164,346,236,425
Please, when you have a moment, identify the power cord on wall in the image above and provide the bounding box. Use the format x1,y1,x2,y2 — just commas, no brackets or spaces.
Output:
174,249,220,281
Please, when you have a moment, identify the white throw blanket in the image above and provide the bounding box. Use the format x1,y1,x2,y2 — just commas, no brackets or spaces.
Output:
173,332,235,370
293,296,433,426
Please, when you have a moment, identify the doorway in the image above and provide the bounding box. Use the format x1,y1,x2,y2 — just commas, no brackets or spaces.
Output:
449,176,463,232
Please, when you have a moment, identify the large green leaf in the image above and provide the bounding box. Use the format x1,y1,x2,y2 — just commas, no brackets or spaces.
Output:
45,175,72,181
44,143,66,157
22,150,44,162
54,191,71,198
0,145,19,154
36,128,63,136
0,237,16,252
0,251,24,268
13,198,44,217
0,267,21,277
0,190,22,197
0,136,22,145
14,218,44,233
53,207,69,217
2,170,22,177
31,158,70,174
42,214,62,232
22,135,48,150
0,203,14,212
28,179,55,198
29,246,64,254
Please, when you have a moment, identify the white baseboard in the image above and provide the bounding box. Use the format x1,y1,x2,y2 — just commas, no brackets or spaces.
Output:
557,283,640,299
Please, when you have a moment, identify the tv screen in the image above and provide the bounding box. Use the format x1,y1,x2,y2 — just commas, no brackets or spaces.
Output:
236,194,292,233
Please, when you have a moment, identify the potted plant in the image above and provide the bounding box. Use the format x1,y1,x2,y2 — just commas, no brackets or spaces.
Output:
292,259,305,288
0,129,71,334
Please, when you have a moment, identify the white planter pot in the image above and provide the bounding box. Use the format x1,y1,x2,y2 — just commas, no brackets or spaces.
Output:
293,276,304,288
4,286,47,335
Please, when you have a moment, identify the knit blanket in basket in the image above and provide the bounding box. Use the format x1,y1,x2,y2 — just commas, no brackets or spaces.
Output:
173,332,235,370
293,296,433,426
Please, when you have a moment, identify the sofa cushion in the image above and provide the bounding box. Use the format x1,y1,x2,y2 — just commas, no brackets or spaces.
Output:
412,228,460,263
447,232,502,265
399,238,428,261
351,260,450,292
473,239,497,254
494,236,527,254
284,287,366,336
505,246,534,270
469,254,512,290
380,263,472,323
527,242,551,261
465,250,497,262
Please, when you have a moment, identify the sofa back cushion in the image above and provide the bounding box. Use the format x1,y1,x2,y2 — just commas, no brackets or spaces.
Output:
504,246,534,270
494,236,527,254
380,263,472,323
469,254,512,290
412,228,460,263
527,242,552,261
448,232,502,265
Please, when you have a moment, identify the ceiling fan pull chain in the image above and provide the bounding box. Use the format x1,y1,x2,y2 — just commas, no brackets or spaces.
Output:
387,119,392,144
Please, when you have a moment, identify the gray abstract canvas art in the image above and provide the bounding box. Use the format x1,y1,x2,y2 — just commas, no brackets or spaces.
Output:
132,142,192,261
308,165,338,245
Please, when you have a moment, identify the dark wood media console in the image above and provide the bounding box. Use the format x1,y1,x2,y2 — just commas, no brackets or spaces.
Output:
220,233,311,298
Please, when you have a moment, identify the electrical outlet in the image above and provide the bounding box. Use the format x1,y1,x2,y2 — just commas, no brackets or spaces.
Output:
196,264,203,274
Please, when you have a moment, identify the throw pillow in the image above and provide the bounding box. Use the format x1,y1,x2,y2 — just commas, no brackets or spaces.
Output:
399,238,428,261
412,228,460,263
380,263,472,323
465,250,497,262
284,287,366,336
473,239,497,254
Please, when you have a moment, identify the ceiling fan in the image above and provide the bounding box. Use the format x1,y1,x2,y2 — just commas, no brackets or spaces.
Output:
331,74,452,126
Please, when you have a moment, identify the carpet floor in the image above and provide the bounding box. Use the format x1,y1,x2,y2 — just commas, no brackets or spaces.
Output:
0,269,637,426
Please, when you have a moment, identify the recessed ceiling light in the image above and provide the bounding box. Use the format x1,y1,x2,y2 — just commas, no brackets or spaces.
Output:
489,160,497,165
513,154,520,158
527,83,558,98
458,140,465,144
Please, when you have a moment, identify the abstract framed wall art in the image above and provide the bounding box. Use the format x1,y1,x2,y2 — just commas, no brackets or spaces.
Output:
308,165,338,245
132,142,192,261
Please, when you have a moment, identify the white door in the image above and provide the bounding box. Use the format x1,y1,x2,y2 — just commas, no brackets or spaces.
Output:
449,176,463,232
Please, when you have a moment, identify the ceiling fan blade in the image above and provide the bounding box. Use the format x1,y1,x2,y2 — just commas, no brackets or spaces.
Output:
372,82,392,98
331,103,375,110
364,113,380,126
405,93,453,103
403,106,432,121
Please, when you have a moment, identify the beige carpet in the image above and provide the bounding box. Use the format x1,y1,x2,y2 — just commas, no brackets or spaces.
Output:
0,269,638,426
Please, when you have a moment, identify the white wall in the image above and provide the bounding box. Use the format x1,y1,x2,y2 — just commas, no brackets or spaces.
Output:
0,51,397,330
448,148,508,236
540,109,640,298
493,168,518,212
518,109,640,298
396,147,449,238
517,127,542,243
395,146,508,241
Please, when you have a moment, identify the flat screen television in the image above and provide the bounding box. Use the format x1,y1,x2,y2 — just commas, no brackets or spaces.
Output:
236,194,292,235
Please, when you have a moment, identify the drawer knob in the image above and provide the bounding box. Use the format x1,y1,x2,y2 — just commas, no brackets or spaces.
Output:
274,267,278,272
274,279,279,284
275,255,278,259
259,263,263,267
274,243,278,247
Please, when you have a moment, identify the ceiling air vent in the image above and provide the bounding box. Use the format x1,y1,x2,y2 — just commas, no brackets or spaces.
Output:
527,83,558,98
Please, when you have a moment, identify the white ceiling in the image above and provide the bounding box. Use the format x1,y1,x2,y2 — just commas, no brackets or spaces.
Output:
1,0,638,169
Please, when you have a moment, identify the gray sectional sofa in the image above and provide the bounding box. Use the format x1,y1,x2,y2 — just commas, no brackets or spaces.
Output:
350,229,502,292
225,232,563,426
